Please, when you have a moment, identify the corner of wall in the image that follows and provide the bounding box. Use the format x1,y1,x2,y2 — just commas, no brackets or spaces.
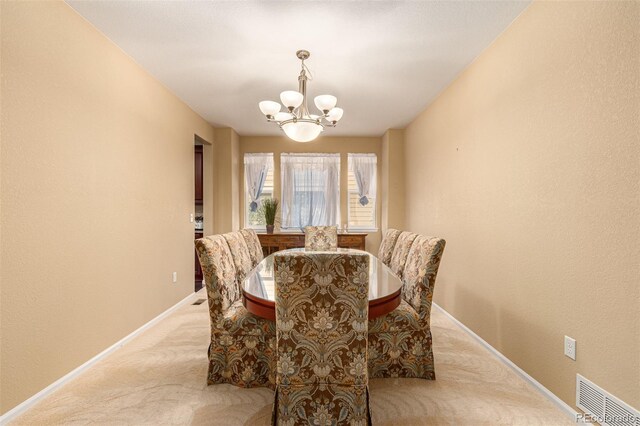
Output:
381,129,406,232
230,129,240,231
212,127,241,233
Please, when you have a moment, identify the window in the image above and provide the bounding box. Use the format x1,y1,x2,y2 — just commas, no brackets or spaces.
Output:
281,153,340,229
244,153,274,229
348,153,377,230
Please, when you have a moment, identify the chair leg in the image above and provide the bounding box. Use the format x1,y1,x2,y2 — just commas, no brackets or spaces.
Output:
366,386,373,426
271,387,278,426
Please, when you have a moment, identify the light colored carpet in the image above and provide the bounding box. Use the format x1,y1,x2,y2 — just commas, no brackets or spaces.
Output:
12,290,573,425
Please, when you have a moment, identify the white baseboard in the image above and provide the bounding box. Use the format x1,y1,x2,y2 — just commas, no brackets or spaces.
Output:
432,303,580,422
0,290,202,425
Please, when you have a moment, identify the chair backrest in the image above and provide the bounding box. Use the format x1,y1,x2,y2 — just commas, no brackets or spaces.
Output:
378,228,402,266
304,226,338,251
403,235,446,325
195,235,240,322
222,231,253,282
239,228,264,267
274,252,370,387
389,231,419,278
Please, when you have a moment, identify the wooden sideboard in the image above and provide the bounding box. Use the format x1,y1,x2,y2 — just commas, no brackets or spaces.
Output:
257,232,367,256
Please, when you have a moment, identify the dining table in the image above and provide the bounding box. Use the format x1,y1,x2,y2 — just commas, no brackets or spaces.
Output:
242,248,403,321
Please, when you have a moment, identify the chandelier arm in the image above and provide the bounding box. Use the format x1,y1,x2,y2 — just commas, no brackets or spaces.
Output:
277,117,324,127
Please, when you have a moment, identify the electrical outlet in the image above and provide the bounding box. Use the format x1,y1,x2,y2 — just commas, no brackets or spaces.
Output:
190,213,194,223
564,335,576,360
172,272,178,283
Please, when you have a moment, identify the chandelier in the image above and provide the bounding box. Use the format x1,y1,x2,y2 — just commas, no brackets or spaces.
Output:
258,50,343,143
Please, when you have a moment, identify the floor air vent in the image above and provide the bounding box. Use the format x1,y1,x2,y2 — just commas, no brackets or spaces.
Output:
576,374,639,426
192,299,206,305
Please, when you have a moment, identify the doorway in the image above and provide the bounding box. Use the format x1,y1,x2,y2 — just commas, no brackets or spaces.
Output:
194,134,212,292
194,144,204,291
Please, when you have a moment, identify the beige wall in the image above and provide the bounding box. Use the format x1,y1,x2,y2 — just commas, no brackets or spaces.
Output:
0,1,214,414
213,128,240,233
381,129,405,231
404,0,639,409
239,136,383,253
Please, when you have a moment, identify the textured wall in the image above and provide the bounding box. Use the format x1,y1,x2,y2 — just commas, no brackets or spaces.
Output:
404,1,639,408
0,1,214,413
381,129,405,231
214,128,240,233
239,136,383,253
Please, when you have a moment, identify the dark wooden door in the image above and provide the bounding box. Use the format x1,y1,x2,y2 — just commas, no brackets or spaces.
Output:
194,145,203,205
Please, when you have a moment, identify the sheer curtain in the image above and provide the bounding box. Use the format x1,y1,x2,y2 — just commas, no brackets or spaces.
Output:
349,154,377,206
281,153,340,229
244,154,273,212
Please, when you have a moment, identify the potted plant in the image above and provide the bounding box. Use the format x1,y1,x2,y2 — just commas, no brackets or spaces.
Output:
260,198,279,234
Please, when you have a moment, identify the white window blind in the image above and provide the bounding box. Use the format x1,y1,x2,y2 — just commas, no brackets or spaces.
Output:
280,153,340,229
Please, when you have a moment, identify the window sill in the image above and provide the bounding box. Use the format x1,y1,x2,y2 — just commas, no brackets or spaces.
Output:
276,228,379,233
344,228,379,233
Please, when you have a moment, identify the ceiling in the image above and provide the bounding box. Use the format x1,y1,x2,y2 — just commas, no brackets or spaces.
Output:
67,1,531,137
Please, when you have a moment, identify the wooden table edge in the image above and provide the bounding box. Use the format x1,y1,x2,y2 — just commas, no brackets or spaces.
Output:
243,287,402,322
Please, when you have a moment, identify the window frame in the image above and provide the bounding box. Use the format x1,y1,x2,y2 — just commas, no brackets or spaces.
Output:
243,153,274,231
347,153,378,232
280,153,341,231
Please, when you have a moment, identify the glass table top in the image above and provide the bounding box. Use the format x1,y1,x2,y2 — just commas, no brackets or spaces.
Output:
242,248,403,302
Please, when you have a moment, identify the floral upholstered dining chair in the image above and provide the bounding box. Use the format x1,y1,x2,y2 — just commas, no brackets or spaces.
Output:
368,235,446,380
273,252,372,425
304,225,338,251
388,231,419,279
377,228,402,267
195,235,275,389
239,228,264,268
223,231,254,282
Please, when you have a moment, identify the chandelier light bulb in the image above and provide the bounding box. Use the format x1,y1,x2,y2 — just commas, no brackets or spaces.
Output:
314,95,337,114
274,112,293,122
280,91,304,110
282,121,323,143
327,107,344,123
258,101,281,118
